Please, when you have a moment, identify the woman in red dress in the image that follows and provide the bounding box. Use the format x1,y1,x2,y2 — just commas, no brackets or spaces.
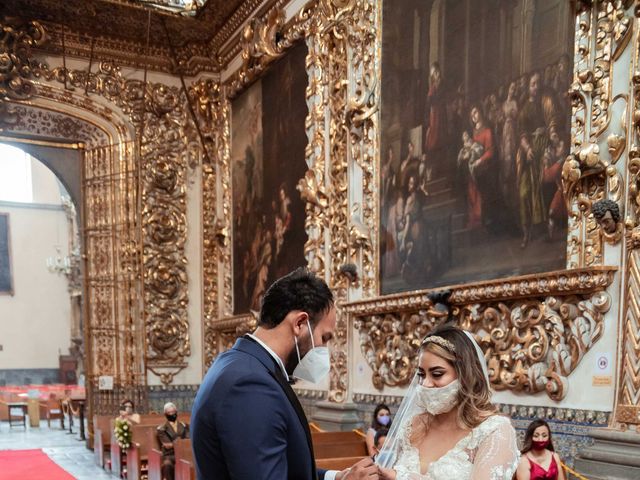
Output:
466,105,495,229
515,419,566,480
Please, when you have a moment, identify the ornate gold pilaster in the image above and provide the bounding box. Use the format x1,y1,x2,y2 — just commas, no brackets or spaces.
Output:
345,267,615,401
564,1,631,268
30,58,193,384
616,1,640,427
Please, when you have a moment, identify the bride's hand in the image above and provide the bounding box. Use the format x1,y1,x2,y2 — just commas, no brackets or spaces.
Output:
378,466,396,480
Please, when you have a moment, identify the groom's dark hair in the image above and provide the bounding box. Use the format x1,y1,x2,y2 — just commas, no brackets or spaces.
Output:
259,267,334,328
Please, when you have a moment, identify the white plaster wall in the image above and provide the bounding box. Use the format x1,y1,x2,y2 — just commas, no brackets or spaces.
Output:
0,157,71,370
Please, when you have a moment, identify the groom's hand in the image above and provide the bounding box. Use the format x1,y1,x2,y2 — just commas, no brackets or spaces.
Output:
338,457,379,479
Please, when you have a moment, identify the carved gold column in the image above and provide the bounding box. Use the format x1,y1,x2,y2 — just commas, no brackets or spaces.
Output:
615,0,640,428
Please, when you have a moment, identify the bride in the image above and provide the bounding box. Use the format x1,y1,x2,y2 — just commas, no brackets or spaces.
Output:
376,325,519,479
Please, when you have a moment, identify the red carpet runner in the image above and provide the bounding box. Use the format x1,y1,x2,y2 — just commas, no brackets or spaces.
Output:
0,449,75,480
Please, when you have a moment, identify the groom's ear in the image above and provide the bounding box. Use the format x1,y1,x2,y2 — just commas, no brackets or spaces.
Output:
286,311,310,336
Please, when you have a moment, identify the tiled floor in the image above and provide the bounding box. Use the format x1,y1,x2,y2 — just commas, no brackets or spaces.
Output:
0,420,113,479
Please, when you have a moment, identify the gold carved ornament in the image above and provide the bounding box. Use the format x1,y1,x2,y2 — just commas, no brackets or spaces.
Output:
30,59,193,385
0,19,46,100
615,3,640,426
346,268,615,401
565,1,631,267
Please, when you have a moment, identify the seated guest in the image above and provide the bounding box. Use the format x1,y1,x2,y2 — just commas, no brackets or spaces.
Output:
516,419,566,480
118,399,140,424
365,403,392,456
157,402,189,480
373,427,389,455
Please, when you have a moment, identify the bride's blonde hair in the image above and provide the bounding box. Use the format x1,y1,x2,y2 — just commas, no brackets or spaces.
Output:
419,325,496,430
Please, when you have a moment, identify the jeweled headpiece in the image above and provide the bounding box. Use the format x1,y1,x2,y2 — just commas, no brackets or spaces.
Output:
421,335,456,353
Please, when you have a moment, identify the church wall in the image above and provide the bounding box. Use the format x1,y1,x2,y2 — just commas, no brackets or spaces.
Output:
0,158,71,385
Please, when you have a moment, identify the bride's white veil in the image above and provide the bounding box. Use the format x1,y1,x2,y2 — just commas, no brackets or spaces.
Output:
374,329,490,470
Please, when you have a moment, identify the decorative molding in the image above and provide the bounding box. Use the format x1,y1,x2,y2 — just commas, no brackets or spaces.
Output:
30,60,194,382
616,2,640,425
347,267,615,400
343,267,617,314
0,19,46,100
0,104,109,145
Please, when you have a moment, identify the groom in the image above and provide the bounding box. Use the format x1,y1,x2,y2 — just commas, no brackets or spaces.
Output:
191,268,378,479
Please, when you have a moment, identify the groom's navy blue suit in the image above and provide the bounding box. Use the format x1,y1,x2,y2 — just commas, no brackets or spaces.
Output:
191,335,327,479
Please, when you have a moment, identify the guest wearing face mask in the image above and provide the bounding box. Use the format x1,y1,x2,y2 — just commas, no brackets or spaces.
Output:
515,419,565,480
376,324,519,479
191,268,378,480
157,402,189,480
366,404,392,456
118,399,141,424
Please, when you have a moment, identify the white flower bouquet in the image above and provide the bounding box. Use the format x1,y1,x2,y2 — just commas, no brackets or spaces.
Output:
114,418,132,449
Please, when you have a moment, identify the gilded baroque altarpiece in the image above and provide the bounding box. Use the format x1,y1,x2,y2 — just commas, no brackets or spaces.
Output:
196,0,640,429
3,0,640,435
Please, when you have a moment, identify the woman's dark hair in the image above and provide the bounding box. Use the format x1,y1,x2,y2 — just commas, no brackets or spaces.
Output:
259,267,334,328
521,419,555,454
371,403,392,430
120,399,134,409
374,427,389,448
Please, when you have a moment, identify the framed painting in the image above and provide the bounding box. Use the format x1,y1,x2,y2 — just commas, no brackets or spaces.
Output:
231,42,309,313
0,213,13,295
380,0,573,294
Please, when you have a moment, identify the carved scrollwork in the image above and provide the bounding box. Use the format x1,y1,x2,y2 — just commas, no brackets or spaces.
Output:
458,292,611,401
0,19,46,100
347,267,615,400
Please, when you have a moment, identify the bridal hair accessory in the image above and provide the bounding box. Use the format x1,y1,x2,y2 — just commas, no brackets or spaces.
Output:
421,335,456,353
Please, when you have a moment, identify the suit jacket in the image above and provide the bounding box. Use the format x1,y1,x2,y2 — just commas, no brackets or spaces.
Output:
156,420,189,457
191,336,327,480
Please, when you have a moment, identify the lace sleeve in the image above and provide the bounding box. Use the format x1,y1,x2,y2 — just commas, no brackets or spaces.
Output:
471,417,519,480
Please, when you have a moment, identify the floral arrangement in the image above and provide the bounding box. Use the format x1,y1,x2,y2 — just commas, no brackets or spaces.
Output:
114,418,132,449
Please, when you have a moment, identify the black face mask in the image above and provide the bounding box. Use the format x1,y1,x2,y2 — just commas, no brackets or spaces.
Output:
166,413,177,422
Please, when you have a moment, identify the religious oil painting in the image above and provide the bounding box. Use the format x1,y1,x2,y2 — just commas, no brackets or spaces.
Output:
232,42,309,313
380,0,573,294
0,213,13,295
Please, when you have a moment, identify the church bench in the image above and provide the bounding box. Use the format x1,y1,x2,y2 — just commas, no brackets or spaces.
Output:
314,441,368,459
108,412,191,477
176,458,195,480
39,397,64,428
130,419,191,480
93,415,113,468
316,456,369,471
148,432,193,480
127,425,160,480
174,439,194,480
312,431,365,444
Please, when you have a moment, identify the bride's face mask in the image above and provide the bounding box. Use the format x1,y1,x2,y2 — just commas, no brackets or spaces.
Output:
416,350,460,415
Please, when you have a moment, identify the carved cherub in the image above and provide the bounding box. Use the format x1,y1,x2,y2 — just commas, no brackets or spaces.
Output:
592,199,623,243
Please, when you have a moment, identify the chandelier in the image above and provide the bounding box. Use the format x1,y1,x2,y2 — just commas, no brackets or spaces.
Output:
46,246,71,276
136,0,205,15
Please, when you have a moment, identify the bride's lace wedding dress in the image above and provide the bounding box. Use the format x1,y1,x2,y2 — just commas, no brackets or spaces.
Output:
392,415,519,480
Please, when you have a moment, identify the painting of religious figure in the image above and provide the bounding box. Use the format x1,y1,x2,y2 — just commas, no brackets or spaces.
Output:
380,0,573,294
0,213,13,294
232,42,309,313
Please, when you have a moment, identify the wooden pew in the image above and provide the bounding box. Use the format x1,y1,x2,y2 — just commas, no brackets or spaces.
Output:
93,415,113,468
127,425,160,480
126,415,191,480
174,439,195,480
39,396,64,428
110,414,163,477
148,431,192,480
316,456,369,470
312,430,368,460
